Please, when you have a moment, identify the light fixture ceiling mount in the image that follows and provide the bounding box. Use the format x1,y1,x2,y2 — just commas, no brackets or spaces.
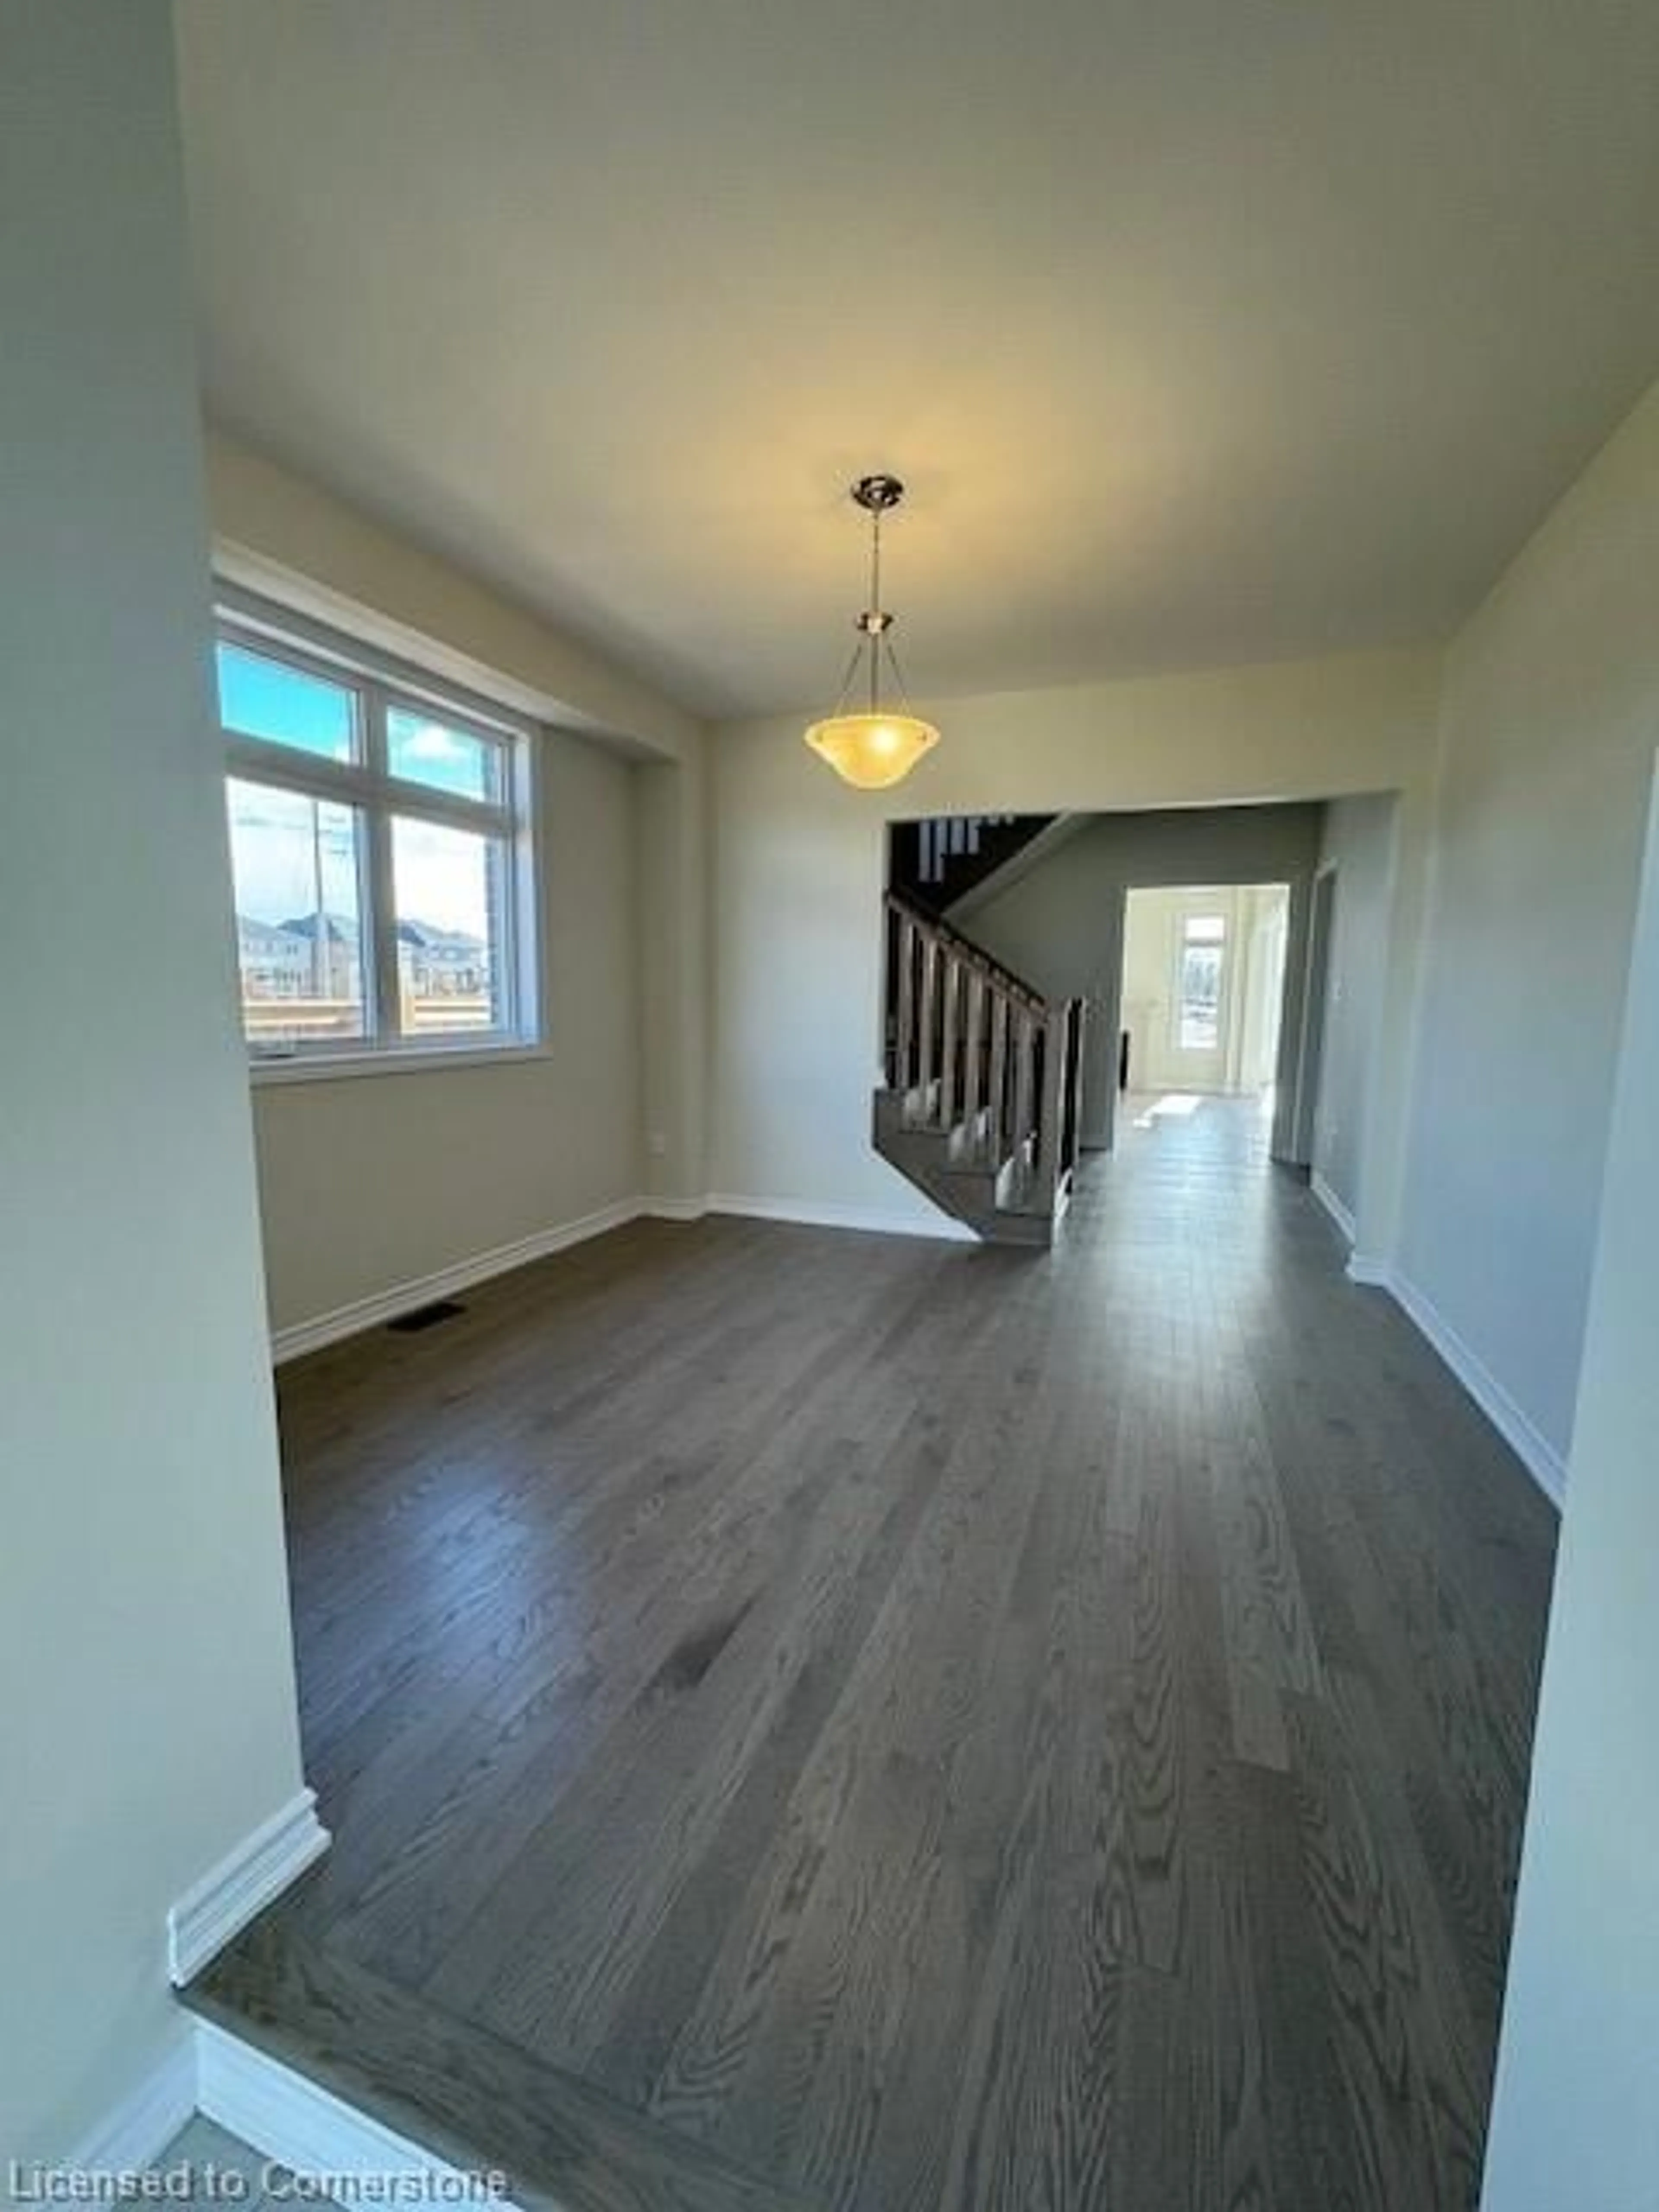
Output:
804,474,941,790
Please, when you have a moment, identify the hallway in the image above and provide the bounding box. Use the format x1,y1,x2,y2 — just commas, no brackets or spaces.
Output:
195,1106,1557,2212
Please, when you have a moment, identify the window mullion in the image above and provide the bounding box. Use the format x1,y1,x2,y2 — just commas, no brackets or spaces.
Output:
364,684,403,1042
224,741,372,809
380,782,515,840
487,830,515,1036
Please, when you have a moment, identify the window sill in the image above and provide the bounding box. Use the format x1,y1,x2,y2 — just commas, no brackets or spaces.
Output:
249,1041,547,1087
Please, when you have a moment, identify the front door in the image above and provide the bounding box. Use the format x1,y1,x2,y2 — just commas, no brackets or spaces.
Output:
1168,900,1231,1090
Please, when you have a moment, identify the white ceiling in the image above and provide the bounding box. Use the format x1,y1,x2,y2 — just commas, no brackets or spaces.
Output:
174,0,1659,720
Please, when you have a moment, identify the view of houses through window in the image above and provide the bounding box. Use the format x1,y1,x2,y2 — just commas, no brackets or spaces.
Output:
219,618,534,1060
230,781,369,1039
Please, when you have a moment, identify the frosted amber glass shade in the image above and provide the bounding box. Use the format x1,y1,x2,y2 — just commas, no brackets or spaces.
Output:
803,712,940,790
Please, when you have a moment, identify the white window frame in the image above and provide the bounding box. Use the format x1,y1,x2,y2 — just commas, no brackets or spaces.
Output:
216,590,542,1078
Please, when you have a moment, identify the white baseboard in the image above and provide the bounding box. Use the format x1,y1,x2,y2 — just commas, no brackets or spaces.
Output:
1344,1259,1567,1509
270,1184,988,1361
67,2031,198,2175
60,2018,532,2201
640,1195,708,1223
1310,1171,1357,1248
194,2021,528,2209
1345,1252,1392,1287
168,1791,331,1986
270,1198,643,1363
706,1192,978,1243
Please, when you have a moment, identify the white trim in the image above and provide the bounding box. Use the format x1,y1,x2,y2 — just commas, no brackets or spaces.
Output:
213,542,626,753
251,1042,550,1087
270,1198,643,1362
640,1195,708,1222
1345,1251,1392,1287
194,2021,533,2209
67,2034,198,2175
1344,1259,1566,1508
1387,1267,1568,1508
268,1190,987,1362
1310,1171,1357,1247
218,584,537,744
168,1792,332,1987
706,1192,979,1243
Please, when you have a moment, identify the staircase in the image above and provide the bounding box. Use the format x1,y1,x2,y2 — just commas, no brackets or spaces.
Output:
874,891,1085,1247
890,813,1057,913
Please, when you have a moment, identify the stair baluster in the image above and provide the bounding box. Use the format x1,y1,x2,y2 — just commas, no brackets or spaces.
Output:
1012,1008,1036,1159
875,891,1085,1246
986,992,1009,1165
938,947,961,1132
893,907,916,1094
961,969,986,1141
915,932,939,1115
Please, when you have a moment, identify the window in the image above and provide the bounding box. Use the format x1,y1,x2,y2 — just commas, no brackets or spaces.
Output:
1176,913,1227,1050
217,607,537,1067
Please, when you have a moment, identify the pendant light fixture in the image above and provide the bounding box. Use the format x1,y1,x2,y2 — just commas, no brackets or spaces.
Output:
804,474,941,789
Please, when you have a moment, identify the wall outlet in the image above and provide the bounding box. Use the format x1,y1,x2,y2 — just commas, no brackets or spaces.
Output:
648,1131,668,1157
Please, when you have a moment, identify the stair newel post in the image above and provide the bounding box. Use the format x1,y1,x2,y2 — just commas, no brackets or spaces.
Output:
916,930,940,1123
986,989,1009,1164
961,969,986,1141
938,946,961,1134
893,905,916,1096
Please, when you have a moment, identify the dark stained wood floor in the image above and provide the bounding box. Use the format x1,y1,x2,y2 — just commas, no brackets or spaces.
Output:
197,1095,1558,2212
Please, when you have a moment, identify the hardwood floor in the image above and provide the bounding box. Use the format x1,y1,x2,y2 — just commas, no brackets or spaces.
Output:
191,1095,1558,2211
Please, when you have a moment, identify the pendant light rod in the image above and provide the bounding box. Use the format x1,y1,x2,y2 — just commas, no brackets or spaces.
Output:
851,475,903,715
870,510,881,710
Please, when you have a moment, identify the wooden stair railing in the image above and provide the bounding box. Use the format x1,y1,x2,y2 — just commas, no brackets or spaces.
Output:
877,891,1085,1244
888,813,1059,913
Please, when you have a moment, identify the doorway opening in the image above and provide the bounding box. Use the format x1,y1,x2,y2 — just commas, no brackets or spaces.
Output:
1117,882,1292,1147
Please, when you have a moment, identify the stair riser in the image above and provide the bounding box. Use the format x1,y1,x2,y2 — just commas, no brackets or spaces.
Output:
871,1093,1055,1247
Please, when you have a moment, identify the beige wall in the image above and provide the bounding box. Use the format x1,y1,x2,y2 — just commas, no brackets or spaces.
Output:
0,4,306,2157
203,436,712,1328
710,650,1439,1245
636,750,710,1210
253,731,641,1335
1397,377,1659,1468
1313,796,1397,1224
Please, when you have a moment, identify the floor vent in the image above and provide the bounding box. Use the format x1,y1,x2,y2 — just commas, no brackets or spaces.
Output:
388,1299,466,1334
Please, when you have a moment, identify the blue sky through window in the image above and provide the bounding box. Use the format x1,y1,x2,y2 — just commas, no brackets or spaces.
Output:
387,706,497,801
217,642,356,761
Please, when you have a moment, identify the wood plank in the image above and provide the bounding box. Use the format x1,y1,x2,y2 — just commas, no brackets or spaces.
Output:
184,1924,826,2212
199,1099,1555,2212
